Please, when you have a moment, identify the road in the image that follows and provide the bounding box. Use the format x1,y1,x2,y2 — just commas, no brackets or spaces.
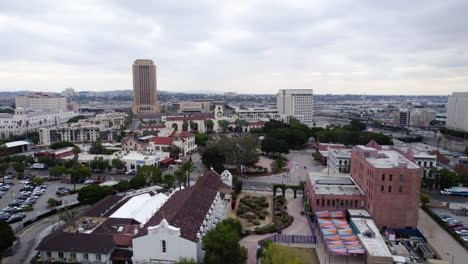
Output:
4,206,89,264
429,193,468,204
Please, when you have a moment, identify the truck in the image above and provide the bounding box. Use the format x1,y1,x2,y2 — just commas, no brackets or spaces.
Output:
440,187,468,196
31,163,48,170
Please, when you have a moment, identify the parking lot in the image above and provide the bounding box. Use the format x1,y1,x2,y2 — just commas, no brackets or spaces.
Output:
430,207,468,242
0,177,82,231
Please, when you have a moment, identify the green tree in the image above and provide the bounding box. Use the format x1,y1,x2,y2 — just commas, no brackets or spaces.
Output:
31,178,46,185
72,146,81,161
129,174,146,189
0,221,15,254
136,166,162,185
182,120,189,131
439,168,458,189
49,166,68,178
163,174,175,188
58,208,78,224
203,218,247,264
47,198,58,207
12,162,25,175
77,185,114,205
181,161,193,187
174,169,186,188
218,120,230,133
200,145,225,173
0,162,9,175
420,194,431,206
69,163,92,190
50,141,75,149
89,140,105,154
204,119,214,132
176,259,197,264
38,155,55,167
90,157,110,173
234,119,248,132
222,135,259,173
261,137,289,154
111,158,126,172
459,172,468,187
114,180,131,192
164,144,181,159
195,133,209,146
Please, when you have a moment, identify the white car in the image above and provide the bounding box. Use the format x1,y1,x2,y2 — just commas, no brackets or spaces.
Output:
456,230,468,236
462,236,468,243
19,180,30,184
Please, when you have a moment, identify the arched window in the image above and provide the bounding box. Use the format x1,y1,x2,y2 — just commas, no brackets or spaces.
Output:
161,240,167,253
424,161,427,167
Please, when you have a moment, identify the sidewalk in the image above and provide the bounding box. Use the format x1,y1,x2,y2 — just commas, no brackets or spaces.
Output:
418,208,467,264
240,196,314,264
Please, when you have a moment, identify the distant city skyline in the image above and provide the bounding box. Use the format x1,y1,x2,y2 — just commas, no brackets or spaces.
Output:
0,1,467,95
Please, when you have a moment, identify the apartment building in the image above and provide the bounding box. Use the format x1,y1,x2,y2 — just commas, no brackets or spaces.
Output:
0,108,76,139
447,92,468,132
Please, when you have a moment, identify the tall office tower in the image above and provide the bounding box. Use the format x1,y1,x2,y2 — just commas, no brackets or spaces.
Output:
446,92,468,132
277,89,314,124
132,59,160,115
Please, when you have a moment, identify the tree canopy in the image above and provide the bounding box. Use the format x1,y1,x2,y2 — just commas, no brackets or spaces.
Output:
0,221,15,254
135,165,163,186
50,141,75,149
77,185,114,205
203,218,246,264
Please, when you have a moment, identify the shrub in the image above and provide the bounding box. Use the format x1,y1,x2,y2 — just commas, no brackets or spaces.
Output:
254,224,278,234
21,206,33,212
47,198,58,207
260,202,269,208
258,210,269,216
237,208,246,215
239,214,257,220
253,220,260,226
259,215,266,220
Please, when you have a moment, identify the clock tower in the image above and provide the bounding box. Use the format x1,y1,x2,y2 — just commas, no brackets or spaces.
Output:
215,104,223,120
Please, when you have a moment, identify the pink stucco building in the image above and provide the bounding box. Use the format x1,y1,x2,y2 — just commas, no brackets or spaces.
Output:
306,141,422,229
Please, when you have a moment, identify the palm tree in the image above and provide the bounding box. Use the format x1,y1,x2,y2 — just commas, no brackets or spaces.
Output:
204,119,214,133
72,146,81,162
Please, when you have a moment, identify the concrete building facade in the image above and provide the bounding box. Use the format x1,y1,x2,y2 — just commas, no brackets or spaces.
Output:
446,92,468,132
132,59,160,115
16,92,67,111
276,89,314,124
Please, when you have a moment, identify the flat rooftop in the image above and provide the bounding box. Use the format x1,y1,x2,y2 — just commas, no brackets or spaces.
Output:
351,217,392,257
309,173,364,196
356,146,419,169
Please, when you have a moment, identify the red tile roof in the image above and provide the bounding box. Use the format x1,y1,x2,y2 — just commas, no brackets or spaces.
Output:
179,131,194,138
150,137,174,145
142,125,165,129
137,170,224,242
318,143,347,152
166,116,214,121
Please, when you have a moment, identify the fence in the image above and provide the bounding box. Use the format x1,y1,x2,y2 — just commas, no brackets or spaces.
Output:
259,234,316,245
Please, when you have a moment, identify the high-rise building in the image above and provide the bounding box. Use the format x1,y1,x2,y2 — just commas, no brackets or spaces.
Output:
446,92,468,132
132,59,160,115
276,89,313,124
396,107,411,126
16,92,67,111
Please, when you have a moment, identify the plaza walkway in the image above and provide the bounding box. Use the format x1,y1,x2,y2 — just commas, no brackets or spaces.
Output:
240,197,313,264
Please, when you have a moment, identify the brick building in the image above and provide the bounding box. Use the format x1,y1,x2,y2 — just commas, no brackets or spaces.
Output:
306,141,422,229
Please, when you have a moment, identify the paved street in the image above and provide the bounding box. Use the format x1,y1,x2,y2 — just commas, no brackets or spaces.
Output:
243,150,323,190
429,193,468,204
418,208,467,264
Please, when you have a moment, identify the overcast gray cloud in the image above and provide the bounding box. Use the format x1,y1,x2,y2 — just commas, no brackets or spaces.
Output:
0,0,467,95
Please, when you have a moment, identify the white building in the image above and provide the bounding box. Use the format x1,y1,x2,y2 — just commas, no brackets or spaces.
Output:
276,89,314,124
327,148,352,173
0,108,77,139
132,170,230,263
235,107,280,122
447,92,468,132
16,92,67,111
39,126,118,145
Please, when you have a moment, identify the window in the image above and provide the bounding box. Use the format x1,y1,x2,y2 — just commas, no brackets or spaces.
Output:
388,186,392,193
332,200,336,206
361,200,365,208
316,199,320,206
83,253,88,260
58,252,64,259
162,240,167,253
327,199,330,206
389,174,393,181
46,252,51,258
95,254,101,261
69,252,76,260
399,186,403,192
381,185,384,192
381,174,385,181
400,175,404,182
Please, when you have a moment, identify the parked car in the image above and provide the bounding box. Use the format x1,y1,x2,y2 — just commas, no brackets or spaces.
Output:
56,189,69,196
3,175,13,179
125,169,136,175
462,236,468,243
6,214,23,223
455,229,468,236
8,200,23,207
0,213,10,221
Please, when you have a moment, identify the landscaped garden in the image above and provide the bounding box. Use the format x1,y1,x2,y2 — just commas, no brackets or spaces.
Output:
234,194,273,230
254,195,294,234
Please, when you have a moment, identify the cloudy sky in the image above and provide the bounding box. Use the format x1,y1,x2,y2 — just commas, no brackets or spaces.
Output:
0,0,467,95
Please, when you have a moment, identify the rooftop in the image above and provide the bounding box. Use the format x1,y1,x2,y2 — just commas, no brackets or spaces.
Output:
110,193,168,224
5,140,32,148
355,145,419,169
350,217,392,257
309,173,364,196
150,137,174,145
